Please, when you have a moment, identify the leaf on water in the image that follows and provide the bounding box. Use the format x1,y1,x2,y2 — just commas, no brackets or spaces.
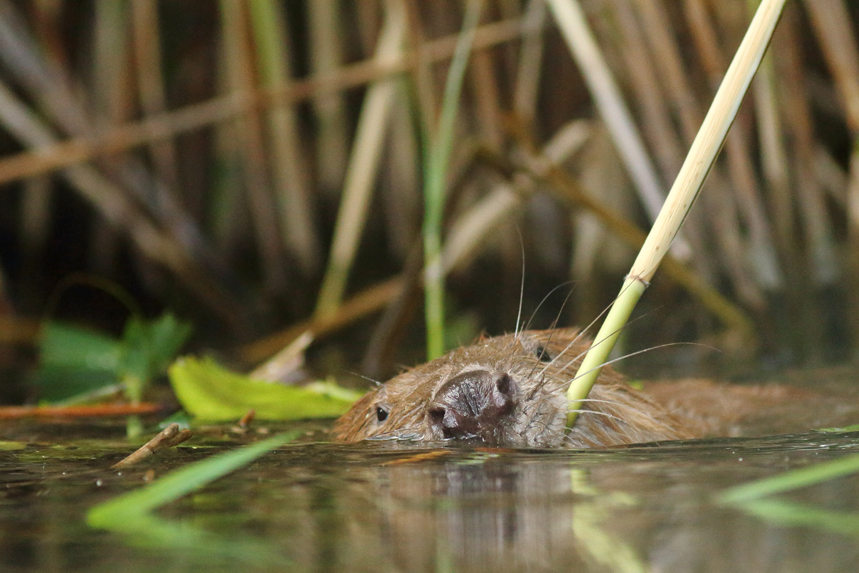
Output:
168,356,363,422
818,424,859,433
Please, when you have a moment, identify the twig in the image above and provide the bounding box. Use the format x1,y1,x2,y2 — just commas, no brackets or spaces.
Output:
111,423,193,469
0,403,162,419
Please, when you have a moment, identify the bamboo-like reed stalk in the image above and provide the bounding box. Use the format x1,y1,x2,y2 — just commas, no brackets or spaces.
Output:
315,0,406,320
566,0,787,427
249,0,321,276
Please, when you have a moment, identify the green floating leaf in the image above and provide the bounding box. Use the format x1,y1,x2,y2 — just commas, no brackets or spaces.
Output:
818,424,859,433
168,357,362,422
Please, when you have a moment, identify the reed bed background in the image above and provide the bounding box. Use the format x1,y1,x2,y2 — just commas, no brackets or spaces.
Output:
0,0,855,393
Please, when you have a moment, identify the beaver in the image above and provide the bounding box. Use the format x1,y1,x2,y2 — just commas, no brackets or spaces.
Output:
333,327,840,448
333,328,715,448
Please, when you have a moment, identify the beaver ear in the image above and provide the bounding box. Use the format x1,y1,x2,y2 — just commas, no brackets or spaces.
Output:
533,345,553,362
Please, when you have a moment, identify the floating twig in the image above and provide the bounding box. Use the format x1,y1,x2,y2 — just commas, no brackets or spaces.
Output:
0,403,162,420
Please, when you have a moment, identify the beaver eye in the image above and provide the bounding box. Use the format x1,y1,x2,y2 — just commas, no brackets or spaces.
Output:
375,406,389,422
534,345,552,362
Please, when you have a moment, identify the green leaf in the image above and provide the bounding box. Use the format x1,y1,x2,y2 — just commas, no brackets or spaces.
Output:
141,313,193,376
89,430,301,522
35,314,192,405
87,431,300,563
34,322,122,401
119,313,193,384
819,424,859,433
168,357,362,422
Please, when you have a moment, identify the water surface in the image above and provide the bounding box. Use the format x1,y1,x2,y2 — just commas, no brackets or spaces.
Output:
2,371,859,572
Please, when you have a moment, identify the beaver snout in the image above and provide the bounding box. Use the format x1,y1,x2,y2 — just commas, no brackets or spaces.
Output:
427,370,518,443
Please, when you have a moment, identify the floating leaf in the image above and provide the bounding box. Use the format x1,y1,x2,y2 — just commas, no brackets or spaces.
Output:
168,357,362,422
819,425,859,433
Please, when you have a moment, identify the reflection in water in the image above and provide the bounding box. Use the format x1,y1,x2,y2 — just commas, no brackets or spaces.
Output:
325,438,859,572
2,422,859,572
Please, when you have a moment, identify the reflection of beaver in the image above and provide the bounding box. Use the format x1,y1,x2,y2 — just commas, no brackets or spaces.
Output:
333,328,830,448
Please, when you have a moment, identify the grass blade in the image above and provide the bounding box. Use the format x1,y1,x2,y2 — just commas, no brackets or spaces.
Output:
423,0,483,360
717,453,859,505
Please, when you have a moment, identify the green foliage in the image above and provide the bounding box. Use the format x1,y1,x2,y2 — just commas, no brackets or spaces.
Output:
87,430,300,562
168,357,362,422
120,314,193,403
35,322,122,402
35,314,192,404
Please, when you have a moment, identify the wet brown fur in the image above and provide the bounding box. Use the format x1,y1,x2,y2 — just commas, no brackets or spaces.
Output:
333,328,707,448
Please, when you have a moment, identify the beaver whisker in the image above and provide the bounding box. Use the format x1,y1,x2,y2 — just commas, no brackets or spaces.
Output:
537,331,589,378
562,342,712,386
568,397,631,406
521,282,575,336
537,296,625,376
513,233,526,338
345,370,383,387
524,373,547,401
564,408,627,425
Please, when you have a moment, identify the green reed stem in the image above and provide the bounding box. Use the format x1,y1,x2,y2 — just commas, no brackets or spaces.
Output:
423,0,482,360
560,0,787,428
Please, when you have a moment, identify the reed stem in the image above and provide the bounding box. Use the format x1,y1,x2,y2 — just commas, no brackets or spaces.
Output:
423,0,482,360
566,0,787,428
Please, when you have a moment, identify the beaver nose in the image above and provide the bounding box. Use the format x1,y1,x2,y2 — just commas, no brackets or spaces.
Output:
427,369,517,442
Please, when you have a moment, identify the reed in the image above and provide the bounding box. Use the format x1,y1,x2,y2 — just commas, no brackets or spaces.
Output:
0,1,856,392
565,0,787,427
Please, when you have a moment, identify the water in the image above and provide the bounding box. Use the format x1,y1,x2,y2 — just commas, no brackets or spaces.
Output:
2,386,859,572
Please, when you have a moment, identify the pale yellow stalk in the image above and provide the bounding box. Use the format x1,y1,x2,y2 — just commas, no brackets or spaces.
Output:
566,0,787,427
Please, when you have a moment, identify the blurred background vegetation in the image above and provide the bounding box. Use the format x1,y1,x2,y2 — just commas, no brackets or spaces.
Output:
0,0,857,404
